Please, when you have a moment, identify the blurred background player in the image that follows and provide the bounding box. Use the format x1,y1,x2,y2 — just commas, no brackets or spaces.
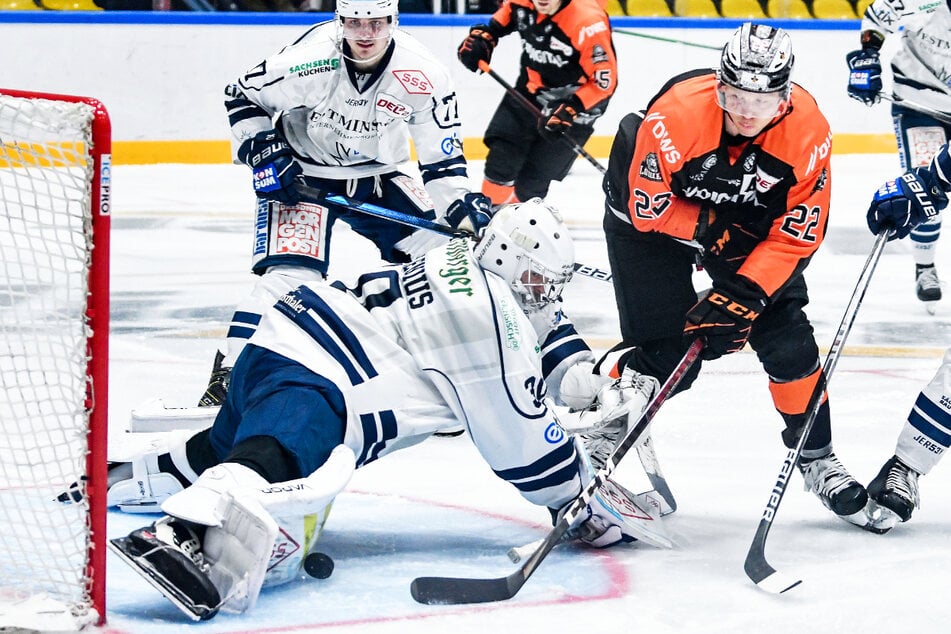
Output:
201,0,493,405
456,0,617,206
864,140,950,526
595,23,887,530
846,0,951,310
103,201,666,621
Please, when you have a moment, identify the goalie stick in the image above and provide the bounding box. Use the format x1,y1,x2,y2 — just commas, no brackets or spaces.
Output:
410,339,703,605
294,183,614,284
743,231,889,594
476,61,607,176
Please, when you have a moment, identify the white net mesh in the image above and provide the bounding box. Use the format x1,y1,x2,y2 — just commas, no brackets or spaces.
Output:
0,95,99,629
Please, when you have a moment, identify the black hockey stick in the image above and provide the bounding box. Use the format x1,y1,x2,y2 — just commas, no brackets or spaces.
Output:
294,183,614,284
410,339,703,605
743,231,889,594
476,61,607,176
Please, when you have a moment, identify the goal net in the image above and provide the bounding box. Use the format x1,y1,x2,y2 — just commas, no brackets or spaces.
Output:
0,89,110,630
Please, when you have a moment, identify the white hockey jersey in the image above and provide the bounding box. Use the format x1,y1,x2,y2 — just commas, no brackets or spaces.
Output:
226,21,470,216
862,0,951,113
247,238,588,509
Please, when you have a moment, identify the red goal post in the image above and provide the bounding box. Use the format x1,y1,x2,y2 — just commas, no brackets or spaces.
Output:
0,88,110,629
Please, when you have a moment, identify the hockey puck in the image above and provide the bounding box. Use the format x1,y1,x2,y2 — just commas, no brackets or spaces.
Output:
304,551,334,579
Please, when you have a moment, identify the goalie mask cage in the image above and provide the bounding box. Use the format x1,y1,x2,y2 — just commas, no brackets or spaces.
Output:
0,89,110,630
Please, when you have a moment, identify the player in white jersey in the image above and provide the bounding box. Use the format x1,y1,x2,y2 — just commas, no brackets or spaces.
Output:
863,140,951,527
846,0,951,309
104,200,667,621
199,0,493,406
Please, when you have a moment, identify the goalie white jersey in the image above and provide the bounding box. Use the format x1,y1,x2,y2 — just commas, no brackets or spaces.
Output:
247,238,590,508
862,0,951,113
226,21,469,216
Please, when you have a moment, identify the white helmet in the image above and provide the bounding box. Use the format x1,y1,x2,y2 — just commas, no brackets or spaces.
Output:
336,0,398,21
718,23,794,96
335,0,398,64
474,198,575,314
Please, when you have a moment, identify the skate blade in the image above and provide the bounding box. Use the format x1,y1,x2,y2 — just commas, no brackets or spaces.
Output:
837,499,898,534
108,537,219,621
925,302,938,316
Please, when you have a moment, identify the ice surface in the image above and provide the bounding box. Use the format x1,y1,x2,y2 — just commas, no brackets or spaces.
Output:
97,156,950,633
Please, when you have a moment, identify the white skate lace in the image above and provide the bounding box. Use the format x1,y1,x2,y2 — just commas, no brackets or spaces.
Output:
885,461,920,509
800,453,858,501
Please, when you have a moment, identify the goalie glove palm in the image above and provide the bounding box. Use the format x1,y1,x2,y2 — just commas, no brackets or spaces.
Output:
684,288,764,360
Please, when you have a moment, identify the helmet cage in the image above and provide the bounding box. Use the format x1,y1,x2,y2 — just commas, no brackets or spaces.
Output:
510,255,572,312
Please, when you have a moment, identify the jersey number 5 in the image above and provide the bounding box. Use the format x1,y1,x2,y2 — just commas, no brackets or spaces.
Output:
780,204,820,242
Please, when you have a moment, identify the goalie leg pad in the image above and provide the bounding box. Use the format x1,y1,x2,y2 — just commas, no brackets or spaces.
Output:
203,494,278,615
581,478,673,549
107,453,185,514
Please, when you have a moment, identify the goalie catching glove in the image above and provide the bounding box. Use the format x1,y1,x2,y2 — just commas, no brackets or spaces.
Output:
237,129,303,205
684,284,765,360
867,168,946,240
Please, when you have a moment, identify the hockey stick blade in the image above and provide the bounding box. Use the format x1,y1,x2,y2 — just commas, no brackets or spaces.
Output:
743,517,802,594
742,232,888,593
412,522,572,604
410,340,702,605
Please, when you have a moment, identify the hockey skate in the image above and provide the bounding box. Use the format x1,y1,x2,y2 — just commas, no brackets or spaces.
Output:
109,516,221,621
571,477,673,549
867,455,920,523
198,350,230,407
798,452,894,533
916,264,941,313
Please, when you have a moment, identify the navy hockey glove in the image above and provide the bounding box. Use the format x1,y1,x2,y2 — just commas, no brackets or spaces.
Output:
446,192,494,235
868,168,946,240
684,287,765,361
846,31,884,106
539,96,583,140
458,25,497,73
237,130,303,205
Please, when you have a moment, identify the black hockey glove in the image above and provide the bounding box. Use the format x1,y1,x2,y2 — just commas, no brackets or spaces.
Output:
237,129,303,205
846,31,884,106
684,286,765,361
458,24,497,73
539,95,583,140
867,168,946,240
446,192,494,235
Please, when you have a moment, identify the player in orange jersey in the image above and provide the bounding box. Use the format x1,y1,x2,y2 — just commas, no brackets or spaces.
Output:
591,23,890,531
457,0,617,206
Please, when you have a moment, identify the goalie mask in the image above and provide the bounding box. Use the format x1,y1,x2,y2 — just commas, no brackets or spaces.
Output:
716,23,794,119
474,198,575,317
335,0,398,65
